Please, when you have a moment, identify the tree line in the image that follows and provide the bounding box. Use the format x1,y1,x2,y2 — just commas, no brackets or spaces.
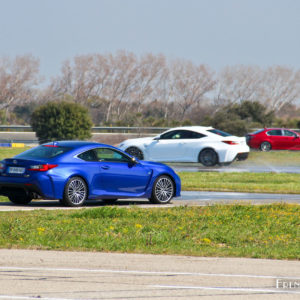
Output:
1,52,300,135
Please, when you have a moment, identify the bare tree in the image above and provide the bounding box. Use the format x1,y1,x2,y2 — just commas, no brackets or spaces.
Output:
259,66,300,111
103,51,138,122
0,54,40,120
214,65,262,107
170,59,215,118
131,53,168,113
214,65,300,112
49,55,107,104
48,51,300,125
50,51,139,123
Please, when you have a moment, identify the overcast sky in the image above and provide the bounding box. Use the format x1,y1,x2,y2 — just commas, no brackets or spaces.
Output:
1,0,300,81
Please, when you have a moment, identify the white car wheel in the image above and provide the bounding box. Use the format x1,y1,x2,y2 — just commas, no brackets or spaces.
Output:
125,147,144,160
199,149,218,167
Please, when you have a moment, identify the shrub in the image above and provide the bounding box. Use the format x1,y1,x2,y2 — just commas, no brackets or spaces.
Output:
31,101,93,144
202,101,275,136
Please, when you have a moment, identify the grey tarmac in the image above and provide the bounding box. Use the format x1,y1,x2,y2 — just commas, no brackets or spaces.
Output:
0,249,299,299
0,191,299,211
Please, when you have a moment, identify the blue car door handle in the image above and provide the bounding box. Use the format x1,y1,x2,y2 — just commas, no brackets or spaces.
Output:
101,165,110,170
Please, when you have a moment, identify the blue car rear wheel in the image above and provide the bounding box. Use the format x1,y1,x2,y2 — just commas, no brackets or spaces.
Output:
9,192,32,205
62,177,87,207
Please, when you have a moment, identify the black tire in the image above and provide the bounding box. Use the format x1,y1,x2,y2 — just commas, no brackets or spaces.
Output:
149,175,174,204
125,147,144,160
8,192,32,205
260,141,271,152
198,149,218,167
61,177,88,207
102,198,118,204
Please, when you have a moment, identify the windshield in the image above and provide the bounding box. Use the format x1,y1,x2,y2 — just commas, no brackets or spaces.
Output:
252,129,265,134
207,129,232,137
16,145,71,159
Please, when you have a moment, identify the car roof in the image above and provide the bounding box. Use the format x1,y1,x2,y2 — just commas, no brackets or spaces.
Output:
263,128,297,131
42,141,107,148
39,141,124,161
41,141,121,155
164,126,214,133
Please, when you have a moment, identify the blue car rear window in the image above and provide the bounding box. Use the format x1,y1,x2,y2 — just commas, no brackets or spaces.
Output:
16,145,71,159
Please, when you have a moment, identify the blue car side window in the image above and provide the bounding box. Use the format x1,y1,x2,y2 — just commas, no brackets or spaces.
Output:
95,148,130,163
78,150,97,161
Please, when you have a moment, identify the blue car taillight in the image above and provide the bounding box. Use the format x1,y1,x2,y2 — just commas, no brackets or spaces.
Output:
28,164,58,172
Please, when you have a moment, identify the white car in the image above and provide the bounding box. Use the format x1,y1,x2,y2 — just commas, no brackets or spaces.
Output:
118,126,249,166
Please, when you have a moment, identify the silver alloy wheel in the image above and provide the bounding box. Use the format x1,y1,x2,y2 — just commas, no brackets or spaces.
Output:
260,141,271,152
154,177,174,203
67,178,87,205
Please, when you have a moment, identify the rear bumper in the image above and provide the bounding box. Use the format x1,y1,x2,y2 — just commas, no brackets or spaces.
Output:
236,152,249,161
0,182,44,198
0,174,56,199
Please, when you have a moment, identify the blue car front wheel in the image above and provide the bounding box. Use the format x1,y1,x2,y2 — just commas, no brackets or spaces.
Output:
149,175,174,204
62,177,88,207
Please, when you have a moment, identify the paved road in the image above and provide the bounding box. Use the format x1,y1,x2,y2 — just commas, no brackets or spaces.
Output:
0,249,299,299
0,191,299,211
171,163,300,173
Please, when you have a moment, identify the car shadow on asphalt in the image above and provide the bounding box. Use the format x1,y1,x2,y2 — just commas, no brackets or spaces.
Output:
0,199,152,208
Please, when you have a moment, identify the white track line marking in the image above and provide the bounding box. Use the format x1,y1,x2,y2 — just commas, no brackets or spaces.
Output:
0,266,299,280
0,297,70,300
152,284,300,294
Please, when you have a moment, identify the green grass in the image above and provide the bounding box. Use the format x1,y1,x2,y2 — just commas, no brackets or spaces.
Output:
179,172,300,194
0,204,299,259
0,147,30,160
245,150,300,165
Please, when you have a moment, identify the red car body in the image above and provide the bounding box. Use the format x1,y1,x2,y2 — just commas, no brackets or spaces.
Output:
246,128,300,151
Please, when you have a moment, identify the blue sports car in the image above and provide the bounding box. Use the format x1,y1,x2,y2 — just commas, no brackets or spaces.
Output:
0,141,181,207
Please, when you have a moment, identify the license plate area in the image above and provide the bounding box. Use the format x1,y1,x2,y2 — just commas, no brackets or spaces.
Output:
8,167,25,174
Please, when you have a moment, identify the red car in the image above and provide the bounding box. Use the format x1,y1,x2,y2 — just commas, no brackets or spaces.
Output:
246,128,300,151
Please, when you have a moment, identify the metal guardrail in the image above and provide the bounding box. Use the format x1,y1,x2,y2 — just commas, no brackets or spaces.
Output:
91,126,169,133
0,125,299,134
0,125,169,134
0,125,32,131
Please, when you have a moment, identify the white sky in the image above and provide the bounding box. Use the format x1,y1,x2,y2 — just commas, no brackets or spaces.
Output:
1,0,300,81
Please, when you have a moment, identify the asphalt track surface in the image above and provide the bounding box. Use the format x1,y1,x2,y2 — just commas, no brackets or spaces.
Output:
170,162,300,173
0,191,299,211
0,249,299,300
